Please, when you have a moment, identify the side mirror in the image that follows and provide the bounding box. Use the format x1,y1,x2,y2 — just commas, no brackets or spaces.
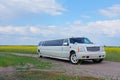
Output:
63,43,69,46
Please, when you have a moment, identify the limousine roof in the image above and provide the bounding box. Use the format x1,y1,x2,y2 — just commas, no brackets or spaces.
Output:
39,37,87,42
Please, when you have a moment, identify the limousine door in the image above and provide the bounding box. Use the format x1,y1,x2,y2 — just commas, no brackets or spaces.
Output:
62,39,70,58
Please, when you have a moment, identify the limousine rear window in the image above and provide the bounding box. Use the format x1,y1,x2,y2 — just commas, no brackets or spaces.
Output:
70,38,92,44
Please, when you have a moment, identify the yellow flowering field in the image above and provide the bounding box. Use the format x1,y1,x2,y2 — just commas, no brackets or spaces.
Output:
0,46,37,54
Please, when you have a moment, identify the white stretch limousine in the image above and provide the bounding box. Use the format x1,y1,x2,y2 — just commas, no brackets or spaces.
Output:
38,37,106,64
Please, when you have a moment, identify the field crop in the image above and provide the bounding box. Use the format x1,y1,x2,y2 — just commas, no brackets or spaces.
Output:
0,46,37,54
0,46,120,62
105,47,120,62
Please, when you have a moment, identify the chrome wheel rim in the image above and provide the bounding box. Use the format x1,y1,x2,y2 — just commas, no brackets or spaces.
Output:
71,54,78,64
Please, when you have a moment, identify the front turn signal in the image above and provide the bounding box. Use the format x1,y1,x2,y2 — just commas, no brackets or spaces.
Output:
78,47,80,52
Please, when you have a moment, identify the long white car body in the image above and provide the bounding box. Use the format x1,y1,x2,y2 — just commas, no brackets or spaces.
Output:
38,37,106,64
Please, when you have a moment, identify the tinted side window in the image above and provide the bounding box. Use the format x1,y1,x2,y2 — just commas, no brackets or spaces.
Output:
39,42,42,46
45,41,52,46
53,39,63,46
43,39,63,46
44,41,48,46
42,41,45,46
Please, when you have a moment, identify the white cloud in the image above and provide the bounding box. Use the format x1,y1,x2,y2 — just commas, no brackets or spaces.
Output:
0,19,120,45
29,27,40,34
30,26,58,36
73,20,82,25
88,20,120,36
0,0,65,21
0,26,60,36
65,19,120,37
0,26,28,34
81,15,90,18
0,19,120,40
99,4,120,17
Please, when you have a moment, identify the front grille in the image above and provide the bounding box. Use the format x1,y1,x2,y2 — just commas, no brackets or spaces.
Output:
87,47,100,52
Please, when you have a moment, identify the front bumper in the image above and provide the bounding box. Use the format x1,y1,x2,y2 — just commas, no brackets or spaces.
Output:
76,52,106,60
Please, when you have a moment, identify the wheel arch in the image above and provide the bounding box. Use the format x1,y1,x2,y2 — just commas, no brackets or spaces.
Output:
70,50,76,56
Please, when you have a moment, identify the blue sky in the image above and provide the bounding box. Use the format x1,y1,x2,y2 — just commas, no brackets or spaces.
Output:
0,0,120,46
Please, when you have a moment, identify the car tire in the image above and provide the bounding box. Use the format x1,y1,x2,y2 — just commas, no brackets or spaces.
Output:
70,52,79,64
38,50,42,58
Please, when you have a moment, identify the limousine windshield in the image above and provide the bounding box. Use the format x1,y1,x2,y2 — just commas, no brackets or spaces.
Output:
70,38,92,44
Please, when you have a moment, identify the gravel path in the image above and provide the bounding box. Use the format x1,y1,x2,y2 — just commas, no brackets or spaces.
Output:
4,53,120,79
49,59,120,79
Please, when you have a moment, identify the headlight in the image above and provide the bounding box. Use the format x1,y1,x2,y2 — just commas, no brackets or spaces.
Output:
78,47,85,52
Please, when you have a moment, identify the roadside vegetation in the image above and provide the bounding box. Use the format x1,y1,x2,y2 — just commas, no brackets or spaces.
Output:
0,70,103,80
0,46,36,54
16,71,102,80
105,47,120,62
0,52,52,69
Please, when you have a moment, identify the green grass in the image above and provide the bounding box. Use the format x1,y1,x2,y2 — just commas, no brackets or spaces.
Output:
0,71,103,80
105,47,120,62
0,52,51,69
15,71,103,80
0,46,37,54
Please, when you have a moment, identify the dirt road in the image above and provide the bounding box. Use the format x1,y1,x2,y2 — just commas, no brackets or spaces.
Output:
11,53,120,79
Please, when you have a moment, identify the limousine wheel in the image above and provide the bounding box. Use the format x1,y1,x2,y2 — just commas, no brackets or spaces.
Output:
38,53,42,58
92,59,103,63
70,53,79,64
